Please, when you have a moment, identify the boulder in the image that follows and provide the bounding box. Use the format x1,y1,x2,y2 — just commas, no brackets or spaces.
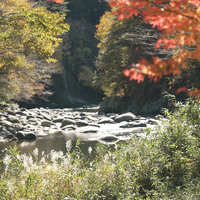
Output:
0,120,13,128
98,135,119,142
7,116,20,123
98,118,114,124
61,119,75,127
120,122,147,128
114,112,136,123
4,134,15,140
41,120,54,127
53,117,64,123
24,133,37,140
61,125,76,130
75,120,89,127
16,132,25,140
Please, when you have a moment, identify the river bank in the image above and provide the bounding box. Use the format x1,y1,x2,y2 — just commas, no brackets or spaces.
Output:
0,103,161,144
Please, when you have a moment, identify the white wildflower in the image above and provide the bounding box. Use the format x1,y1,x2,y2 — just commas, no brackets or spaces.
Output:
88,146,92,155
66,140,72,152
33,148,39,157
16,154,21,161
40,157,46,165
50,150,63,163
103,154,109,163
3,154,11,166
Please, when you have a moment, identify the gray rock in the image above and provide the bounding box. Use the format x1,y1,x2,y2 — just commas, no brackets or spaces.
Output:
41,120,54,127
7,115,20,123
39,112,51,121
98,118,114,124
120,122,146,128
75,120,89,127
61,125,76,130
61,119,75,127
0,120,13,128
27,115,36,119
24,133,37,140
89,123,100,128
16,111,29,116
7,110,16,116
114,112,136,123
53,117,64,123
79,112,87,117
16,132,25,140
4,134,15,140
98,135,119,142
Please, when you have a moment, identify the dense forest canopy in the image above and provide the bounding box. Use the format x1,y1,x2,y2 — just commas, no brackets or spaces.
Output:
0,0,69,102
1,0,200,107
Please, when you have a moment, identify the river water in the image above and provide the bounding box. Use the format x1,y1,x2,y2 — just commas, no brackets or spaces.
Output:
0,105,155,174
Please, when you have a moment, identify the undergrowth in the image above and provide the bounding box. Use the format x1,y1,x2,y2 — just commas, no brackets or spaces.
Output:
1,98,200,199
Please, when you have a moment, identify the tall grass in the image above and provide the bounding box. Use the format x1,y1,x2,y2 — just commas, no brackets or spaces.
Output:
1,98,200,199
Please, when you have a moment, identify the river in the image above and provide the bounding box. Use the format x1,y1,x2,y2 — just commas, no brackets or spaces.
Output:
0,105,158,174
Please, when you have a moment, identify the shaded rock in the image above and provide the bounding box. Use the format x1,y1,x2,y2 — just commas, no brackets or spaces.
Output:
6,127,17,135
61,125,76,130
11,137,18,141
75,126,99,134
41,120,54,127
7,116,20,123
147,119,159,125
4,134,15,140
89,123,100,128
27,115,36,120
0,120,13,128
16,111,29,116
39,112,51,121
16,132,25,140
24,133,37,140
114,112,136,123
7,110,16,116
120,122,147,128
36,115,44,120
79,112,87,117
53,117,64,123
99,97,128,114
75,120,89,127
98,118,114,124
61,119,75,127
98,135,119,142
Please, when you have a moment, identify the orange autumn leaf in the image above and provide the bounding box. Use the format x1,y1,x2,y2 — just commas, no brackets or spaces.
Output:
175,87,188,95
188,89,200,99
47,0,63,3
108,0,200,96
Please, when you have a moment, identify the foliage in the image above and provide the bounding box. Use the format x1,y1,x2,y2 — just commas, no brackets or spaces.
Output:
66,0,109,24
95,11,168,98
35,0,69,14
62,19,99,89
1,99,200,199
0,0,69,102
109,0,200,96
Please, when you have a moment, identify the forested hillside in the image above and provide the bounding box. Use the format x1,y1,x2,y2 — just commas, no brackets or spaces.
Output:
1,0,199,112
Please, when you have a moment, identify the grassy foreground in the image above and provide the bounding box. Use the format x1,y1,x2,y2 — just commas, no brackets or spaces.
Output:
1,98,200,199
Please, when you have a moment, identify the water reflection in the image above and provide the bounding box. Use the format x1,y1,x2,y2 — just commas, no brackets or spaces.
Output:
0,138,99,174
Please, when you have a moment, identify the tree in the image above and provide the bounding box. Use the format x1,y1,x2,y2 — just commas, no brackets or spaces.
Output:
0,0,69,102
95,11,168,99
35,0,69,14
109,0,200,97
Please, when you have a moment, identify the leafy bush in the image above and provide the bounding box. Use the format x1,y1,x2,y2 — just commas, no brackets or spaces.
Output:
1,98,200,199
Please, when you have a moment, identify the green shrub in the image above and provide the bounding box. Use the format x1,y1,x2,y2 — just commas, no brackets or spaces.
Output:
1,98,200,199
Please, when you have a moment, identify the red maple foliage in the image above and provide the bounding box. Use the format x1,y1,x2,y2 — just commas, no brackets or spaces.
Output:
109,0,200,97
47,0,63,4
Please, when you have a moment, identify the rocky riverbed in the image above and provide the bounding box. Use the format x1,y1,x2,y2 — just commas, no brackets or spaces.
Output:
0,104,162,144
